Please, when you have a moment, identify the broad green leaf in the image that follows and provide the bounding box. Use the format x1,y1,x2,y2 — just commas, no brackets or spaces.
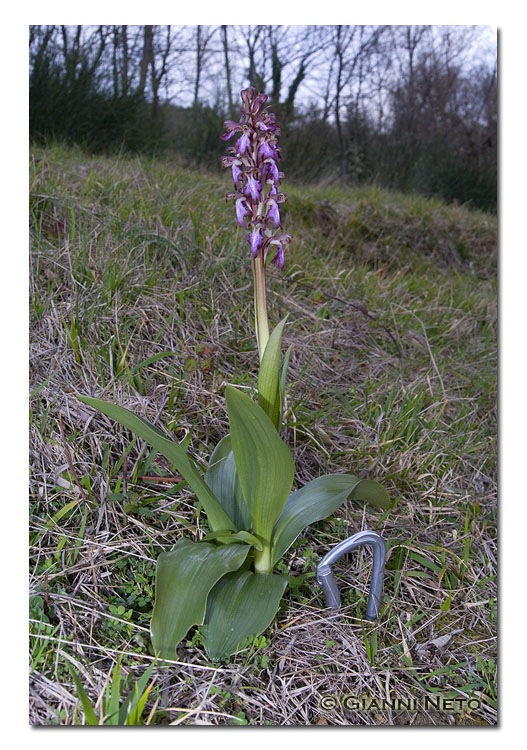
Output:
226,385,294,544
202,569,288,661
76,395,235,532
258,318,287,430
270,474,360,566
66,663,99,725
205,433,251,530
270,474,390,567
350,479,391,509
151,538,249,660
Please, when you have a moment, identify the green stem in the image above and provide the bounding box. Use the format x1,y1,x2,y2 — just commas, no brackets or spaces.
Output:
253,543,273,575
252,252,269,362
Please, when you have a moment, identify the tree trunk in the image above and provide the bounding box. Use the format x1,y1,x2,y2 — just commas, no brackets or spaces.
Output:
139,25,153,99
334,26,346,177
121,25,129,96
222,25,233,116
194,25,202,108
112,26,119,98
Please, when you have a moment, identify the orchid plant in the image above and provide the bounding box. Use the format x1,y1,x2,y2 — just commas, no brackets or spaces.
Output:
77,88,389,663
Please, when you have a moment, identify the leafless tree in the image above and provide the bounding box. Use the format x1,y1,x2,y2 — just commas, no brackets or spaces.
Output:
193,25,218,107
315,25,385,174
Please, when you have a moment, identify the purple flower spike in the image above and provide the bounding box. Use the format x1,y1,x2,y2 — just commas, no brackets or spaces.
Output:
249,229,263,257
221,87,289,269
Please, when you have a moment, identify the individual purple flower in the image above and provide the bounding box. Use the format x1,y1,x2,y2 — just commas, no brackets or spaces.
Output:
251,93,268,114
260,113,280,135
261,160,280,186
240,88,253,110
265,199,280,228
241,88,268,116
220,120,242,141
236,132,251,155
232,162,243,189
235,197,249,225
245,174,261,201
258,141,276,160
249,229,263,257
270,242,285,270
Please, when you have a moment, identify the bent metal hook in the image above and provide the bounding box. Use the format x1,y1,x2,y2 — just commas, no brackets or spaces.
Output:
316,530,386,621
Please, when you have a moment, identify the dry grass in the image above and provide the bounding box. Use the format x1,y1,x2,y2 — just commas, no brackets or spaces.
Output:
29,144,497,726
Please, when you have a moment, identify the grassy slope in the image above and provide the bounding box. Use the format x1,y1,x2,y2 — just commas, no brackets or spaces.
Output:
29,144,497,726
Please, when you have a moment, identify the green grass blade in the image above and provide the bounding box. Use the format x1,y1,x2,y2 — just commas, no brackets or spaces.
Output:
66,663,99,725
29,368,60,398
106,657,122,725
120,661,156,725
126,682,153,725
151,538,250,660
130,350,178,375
76,394,235,532
202,569,288,661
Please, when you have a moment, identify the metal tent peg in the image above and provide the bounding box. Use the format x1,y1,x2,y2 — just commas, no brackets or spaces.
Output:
316,530,386,621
